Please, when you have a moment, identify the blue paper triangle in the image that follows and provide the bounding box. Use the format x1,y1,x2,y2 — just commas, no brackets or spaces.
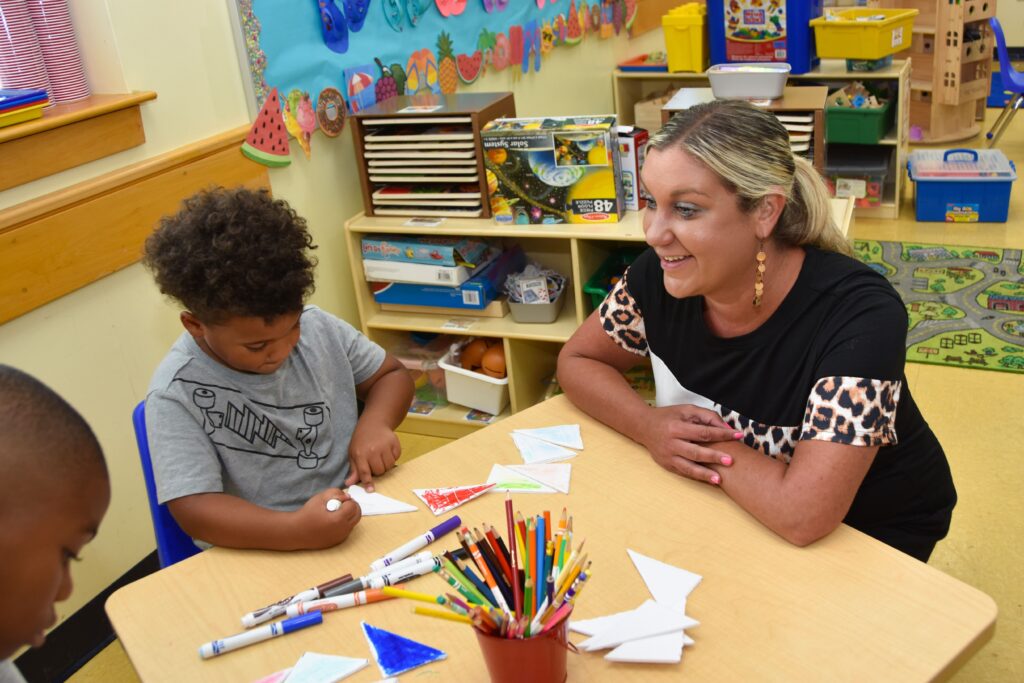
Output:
361,621,447,677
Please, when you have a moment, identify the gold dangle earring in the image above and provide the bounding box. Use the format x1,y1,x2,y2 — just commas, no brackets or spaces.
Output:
753,242,766,307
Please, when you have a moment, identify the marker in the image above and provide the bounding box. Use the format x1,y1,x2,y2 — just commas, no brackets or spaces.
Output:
369,516,461,572
326,498,342,512
286,587,395,617
324,557,441,598
241,573,353,628
199,612,322,659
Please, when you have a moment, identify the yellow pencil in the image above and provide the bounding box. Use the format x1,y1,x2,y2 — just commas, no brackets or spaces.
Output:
382,586,444,605
413,605,472,624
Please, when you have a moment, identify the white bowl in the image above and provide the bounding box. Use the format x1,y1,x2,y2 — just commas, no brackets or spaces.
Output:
707,63,791,101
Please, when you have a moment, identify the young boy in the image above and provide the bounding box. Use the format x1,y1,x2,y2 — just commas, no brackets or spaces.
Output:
0,365,110,682
143,187,413,551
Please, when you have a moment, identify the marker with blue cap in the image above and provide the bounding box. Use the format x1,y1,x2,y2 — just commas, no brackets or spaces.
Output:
198,612,322,659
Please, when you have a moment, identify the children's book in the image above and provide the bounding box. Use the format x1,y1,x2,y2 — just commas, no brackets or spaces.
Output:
372,206,483,218
372,198,482,207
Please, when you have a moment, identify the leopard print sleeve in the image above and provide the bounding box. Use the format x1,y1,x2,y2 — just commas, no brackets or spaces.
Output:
598,270,649,356
800,376,901,447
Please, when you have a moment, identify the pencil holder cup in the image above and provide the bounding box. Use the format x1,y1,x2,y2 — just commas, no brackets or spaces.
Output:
474,612,573,683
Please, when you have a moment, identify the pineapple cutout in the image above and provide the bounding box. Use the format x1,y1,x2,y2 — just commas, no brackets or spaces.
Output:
437,31,458,94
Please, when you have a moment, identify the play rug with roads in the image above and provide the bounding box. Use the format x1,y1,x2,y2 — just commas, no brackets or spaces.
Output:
853,240,1024,375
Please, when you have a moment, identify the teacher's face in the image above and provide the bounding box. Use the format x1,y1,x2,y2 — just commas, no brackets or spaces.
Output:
640,147,761,301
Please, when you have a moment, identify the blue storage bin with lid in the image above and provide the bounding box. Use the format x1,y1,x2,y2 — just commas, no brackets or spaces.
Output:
908,149,1016,223
707,0,822,75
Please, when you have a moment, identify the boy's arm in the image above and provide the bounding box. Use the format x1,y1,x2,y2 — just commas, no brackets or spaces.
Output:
346,353,414,491
168,487,361,551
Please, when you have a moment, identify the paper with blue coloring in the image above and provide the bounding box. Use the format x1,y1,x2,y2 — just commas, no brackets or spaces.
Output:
346,485,418,515
512,424,583,450
361,621,447,677
283,652,367,682
510,432,577,464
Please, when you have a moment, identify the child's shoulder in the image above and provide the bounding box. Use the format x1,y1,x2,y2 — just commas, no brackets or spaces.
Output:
147,333,205,394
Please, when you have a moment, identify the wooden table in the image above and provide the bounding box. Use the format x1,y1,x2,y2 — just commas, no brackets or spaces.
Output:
107,395,995,682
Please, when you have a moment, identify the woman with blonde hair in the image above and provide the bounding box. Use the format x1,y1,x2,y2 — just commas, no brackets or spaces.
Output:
557,100,955,561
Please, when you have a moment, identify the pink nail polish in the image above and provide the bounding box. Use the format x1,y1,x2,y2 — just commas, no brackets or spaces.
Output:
733,431,743,439
711,474,721,485
722,456,733,466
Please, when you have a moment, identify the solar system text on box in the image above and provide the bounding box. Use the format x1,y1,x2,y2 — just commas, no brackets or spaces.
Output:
481,115,625,225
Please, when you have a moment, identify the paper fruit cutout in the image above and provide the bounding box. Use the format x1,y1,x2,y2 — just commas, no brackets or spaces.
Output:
374,57,400,103
625,0,639,30
317,0,349,53
457,50,483,84
284,89,316,159
565,1,583,44
437,32,458,94
316,87,346,137
491,31,510,71
413,483,495,515
362,622,446,677
435,0,467,17
241,88,291,168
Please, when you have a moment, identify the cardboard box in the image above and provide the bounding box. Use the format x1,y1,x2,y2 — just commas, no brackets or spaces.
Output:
370,245,526,310
363,248,499,287
618,126,649,211
360,235,491,267
481,115,625,224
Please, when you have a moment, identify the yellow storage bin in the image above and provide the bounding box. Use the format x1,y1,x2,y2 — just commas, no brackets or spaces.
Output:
810,8,919,60
662,3,707,73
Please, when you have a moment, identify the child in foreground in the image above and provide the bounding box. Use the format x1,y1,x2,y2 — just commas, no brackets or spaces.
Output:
143,187,413,551
0,365,110,682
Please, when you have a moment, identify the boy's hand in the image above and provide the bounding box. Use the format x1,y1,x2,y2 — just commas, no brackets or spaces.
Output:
291,488,362,549
345,419,401,492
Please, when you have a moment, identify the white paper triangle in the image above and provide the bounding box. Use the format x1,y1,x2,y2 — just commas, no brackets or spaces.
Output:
510,432,577,464
570,609,635,637
506,463,572,493
606,630,685,664
347,485,418,516
512,424,583,450
627,549,702,613
577,600,698,652
283,652,368,683
486,464,558,493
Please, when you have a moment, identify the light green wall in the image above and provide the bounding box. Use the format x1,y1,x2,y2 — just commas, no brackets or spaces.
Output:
0,1,661,627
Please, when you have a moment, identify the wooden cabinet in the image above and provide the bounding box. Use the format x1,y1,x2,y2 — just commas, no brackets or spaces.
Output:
612,59,911,219
344,197,854,437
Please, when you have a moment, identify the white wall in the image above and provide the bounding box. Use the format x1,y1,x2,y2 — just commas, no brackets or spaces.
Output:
0,0,661,626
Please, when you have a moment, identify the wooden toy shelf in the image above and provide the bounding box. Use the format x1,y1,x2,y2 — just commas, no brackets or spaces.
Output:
344,197,854,438
612,60,911,219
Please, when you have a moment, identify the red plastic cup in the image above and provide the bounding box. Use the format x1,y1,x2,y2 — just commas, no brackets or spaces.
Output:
474,612,573,683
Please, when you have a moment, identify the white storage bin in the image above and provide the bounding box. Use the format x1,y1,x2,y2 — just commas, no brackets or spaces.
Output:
438,349,510,415
707,63,791,100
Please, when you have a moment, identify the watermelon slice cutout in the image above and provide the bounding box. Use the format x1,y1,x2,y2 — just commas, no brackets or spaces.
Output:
242,88,292,168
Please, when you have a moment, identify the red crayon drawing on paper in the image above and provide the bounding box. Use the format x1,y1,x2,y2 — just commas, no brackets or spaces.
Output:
414,483,496,515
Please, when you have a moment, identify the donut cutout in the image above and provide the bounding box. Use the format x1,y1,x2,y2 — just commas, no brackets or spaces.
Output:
316,87,347,137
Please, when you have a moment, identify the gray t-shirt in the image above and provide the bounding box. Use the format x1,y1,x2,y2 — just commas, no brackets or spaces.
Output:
146,306,385,510
0,660,26,683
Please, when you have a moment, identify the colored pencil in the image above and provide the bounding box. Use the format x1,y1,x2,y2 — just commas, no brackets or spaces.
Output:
414,605,472,624
462,528,510,613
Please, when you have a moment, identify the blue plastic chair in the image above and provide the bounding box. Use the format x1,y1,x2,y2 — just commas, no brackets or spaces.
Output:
132,401,201,567
986,17,1024,148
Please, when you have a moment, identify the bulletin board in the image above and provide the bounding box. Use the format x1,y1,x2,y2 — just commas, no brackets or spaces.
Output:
231,0,639,155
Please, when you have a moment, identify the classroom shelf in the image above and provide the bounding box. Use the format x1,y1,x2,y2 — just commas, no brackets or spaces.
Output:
399,403,510,438
0,91,157,191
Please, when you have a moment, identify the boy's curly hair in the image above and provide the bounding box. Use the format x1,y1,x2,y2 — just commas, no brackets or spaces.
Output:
144,187,318,323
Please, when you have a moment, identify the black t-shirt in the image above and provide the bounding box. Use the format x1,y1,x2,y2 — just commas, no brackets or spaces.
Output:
599,246,956,559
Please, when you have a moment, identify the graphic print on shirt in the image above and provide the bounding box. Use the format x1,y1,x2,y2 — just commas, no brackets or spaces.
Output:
177,379,330,469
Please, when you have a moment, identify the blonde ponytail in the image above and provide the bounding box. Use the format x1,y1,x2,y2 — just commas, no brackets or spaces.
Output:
778,156,852,256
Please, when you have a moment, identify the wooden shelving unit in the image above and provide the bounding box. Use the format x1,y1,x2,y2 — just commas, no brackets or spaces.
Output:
0,92,157,191
871,0,995,143
344,197,854,437
612,60,911,219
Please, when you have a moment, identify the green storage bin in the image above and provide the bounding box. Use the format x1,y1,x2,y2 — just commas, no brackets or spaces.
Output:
826,98,894,145
583,247,646,308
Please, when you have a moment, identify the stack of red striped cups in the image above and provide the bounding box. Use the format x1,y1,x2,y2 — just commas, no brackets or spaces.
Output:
25,0,89,103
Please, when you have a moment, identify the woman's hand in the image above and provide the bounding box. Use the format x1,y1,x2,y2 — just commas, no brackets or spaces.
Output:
639,405,740,485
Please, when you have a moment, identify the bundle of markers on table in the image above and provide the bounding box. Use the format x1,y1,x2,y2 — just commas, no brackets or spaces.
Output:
401,494,591,639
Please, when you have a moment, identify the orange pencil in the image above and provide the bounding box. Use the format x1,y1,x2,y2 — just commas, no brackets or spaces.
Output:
543,510,551,545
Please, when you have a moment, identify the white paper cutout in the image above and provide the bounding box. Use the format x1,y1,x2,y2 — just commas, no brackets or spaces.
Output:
347,485,418,516
512,424,583,450
283,652,368,683
576,600,698,651
605,630,685,664
510,432,577,464
627,549,703,613
486,464,558,493
412,484,495,515
506,463,572,493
